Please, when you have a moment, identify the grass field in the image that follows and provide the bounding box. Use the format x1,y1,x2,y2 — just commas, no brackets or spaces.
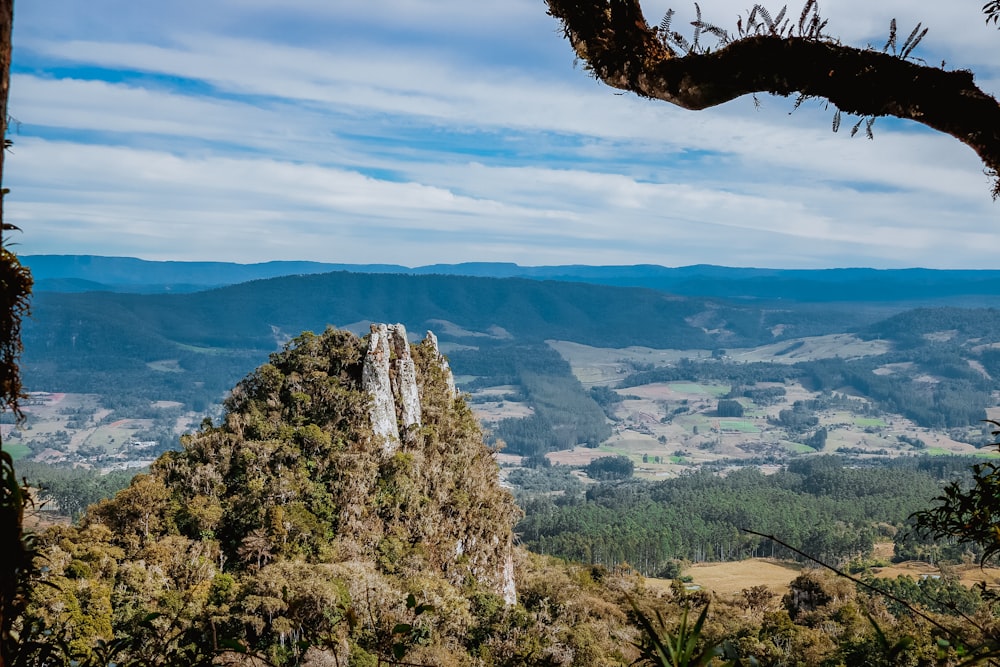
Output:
719,420,760,433
924,447,956,456
670,382,730,397
597,445,634,457
974,449,1000,458
672,559,804,596
654,556,1000,600
727,334,892,364
4,443,30,460
541,339,997,467
547,340,711,385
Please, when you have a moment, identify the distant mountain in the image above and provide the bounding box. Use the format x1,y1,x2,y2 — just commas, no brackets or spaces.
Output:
22,255,1000,305
20,271,874,410
23,255,408,293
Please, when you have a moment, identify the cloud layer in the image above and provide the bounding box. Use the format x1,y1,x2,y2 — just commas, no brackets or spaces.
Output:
6,0,1000,268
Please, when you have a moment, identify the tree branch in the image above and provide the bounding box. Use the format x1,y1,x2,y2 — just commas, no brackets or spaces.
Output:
545,0,1000,196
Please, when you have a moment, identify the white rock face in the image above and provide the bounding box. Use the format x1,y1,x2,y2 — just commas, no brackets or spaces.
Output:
423,330,456,399
501,546,517,606
390,324,422,444
362,324,400,454
363,323,424,453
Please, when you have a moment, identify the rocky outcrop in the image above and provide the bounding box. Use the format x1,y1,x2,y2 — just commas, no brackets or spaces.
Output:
362,324,515,604
423,330,456,399
40,322,521,667
362,323,425,453
501,546,517,605
362,324,400,453
390,325,421,444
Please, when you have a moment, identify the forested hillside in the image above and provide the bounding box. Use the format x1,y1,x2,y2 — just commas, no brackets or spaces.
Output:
518,456,967,574
18,327,525,664
14,271,868,448
14,327,1000,667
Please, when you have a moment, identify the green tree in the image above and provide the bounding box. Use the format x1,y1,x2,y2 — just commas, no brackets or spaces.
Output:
715,399,743,418
911,421,1000,565
586,455,635,481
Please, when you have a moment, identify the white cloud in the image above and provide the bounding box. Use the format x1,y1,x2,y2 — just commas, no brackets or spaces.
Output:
7,0,1000,268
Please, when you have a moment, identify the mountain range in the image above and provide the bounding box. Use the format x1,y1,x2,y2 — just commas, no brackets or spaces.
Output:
23,254,1000,305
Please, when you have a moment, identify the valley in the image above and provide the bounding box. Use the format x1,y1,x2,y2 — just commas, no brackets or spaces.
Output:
469,333,997,478
14,328,996,474
10,258,1000,665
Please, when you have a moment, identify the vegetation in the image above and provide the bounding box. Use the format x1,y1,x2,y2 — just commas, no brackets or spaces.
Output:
506,465,584,499
912,422,1000,565
0,3,34,664
0,242,30,667
16,327,997,666
585,455,635,481
715,400,743,418
6,0,1000,661
11,328,528,665
616,324,1000,431
14,462,136,521
519,457,952,574
17,274,1000,459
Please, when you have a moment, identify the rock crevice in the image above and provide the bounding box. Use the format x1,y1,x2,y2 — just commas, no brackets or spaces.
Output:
362,323,424,453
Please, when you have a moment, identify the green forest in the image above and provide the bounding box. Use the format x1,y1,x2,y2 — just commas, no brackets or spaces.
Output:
7,0,1000,658
516,456,978,574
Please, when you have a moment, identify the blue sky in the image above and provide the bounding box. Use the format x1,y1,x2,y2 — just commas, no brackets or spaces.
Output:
6,0,1000,268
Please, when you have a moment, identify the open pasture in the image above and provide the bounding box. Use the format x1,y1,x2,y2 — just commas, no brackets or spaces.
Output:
546,340,714,385
664,559,804,596
727,334,891,365
4,443,30,460
719,420,760,433
674,558,1000,598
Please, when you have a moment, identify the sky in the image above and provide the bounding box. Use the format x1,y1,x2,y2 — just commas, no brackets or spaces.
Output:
5,0,1000,269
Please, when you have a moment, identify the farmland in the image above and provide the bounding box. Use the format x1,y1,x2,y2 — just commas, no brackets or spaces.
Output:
2,391,202,470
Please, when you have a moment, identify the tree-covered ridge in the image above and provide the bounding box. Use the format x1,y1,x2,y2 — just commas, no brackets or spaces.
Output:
18,272,1000,465
18,327,523,665
17,272,816,426
519,457,954,576
8,319,1000,665
454,344,612,455
25,256,1000,307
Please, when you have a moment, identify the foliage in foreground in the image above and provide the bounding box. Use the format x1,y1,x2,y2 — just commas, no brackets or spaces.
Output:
0,237,33,667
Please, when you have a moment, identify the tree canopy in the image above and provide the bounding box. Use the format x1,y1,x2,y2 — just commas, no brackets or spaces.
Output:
545,0,1000,196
